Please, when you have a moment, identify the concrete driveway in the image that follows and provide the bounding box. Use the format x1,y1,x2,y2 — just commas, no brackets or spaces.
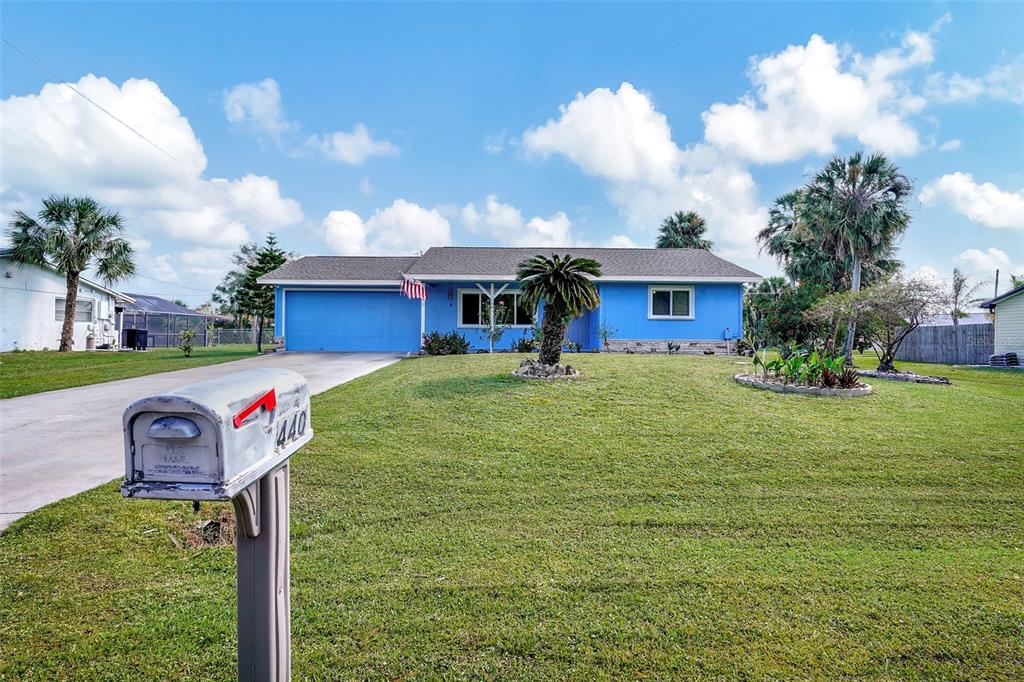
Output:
0,352,400,532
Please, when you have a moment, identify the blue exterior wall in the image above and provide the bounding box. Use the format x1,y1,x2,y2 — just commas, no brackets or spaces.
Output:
566,310,592,349
596,282,743,341
423,281,534,351
273,281,744,352
274,287,284,337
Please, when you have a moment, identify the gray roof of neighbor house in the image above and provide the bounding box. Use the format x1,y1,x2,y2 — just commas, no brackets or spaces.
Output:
122,294,205,316
258,255,422,283
979,284,1024,309
259,247,760,283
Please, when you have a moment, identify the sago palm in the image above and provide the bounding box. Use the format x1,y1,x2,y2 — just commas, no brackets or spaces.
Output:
516,254,601,365
7,195,135,351
656,211,713,250
802,152,912,363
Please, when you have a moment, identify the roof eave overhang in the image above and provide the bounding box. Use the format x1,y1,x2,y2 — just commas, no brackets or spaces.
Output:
258,278,402,286
407,274,761,283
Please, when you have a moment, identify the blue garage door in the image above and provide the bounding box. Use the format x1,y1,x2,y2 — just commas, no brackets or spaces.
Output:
285,290,420,351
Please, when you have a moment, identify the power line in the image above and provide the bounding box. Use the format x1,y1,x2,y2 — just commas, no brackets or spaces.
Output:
130,272,213,293
1,37,284,228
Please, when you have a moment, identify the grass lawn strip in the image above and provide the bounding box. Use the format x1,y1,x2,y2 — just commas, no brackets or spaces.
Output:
1,354,1021,679
0,345,259,398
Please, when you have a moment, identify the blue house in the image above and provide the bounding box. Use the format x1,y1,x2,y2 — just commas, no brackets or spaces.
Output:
259,247,761,353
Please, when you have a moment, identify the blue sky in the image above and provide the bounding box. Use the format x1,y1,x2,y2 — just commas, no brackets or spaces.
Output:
2,1,1022,304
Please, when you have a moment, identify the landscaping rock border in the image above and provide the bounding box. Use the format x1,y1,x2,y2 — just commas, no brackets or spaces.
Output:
857,370,951,385
734,374,872,398
512,358,581,380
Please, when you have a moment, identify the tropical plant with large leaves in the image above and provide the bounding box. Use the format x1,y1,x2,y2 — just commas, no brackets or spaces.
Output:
655,211,713,250
7,195,135,351
516,254,601,365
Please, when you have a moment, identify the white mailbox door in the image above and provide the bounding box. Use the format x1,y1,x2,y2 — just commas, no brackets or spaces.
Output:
132,413,220,483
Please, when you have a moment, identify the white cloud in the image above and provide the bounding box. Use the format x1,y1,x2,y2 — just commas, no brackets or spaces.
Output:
925,54,1024,105
223,78,292,139
0,74,305,257
521,83,767,257
320,210,368,255
180,247,236,276
461,195,579,247
955,247,1023,278
604,234,640,248
148,254,181,283
224,78,398,164
307,123,398,165
524,83,681,186
910,264,942,284
321,199,450,255
701,30,936,163
937,138,961,152
359,177,374,195
483,130,506,154
920,173,1024,230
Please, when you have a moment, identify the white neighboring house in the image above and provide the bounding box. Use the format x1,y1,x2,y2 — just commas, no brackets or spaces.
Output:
979,284,1024,356
1,249,134,352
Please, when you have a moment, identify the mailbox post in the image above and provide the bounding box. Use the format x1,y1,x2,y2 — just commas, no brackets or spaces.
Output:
122,368,312,682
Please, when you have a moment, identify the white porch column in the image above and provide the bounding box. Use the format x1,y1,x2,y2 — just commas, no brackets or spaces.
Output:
419,297,426,346
475,282,510,353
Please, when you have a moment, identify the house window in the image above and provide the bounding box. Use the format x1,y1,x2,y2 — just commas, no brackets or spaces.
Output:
459,290,534,327
55,297,94,322
648,286,694,320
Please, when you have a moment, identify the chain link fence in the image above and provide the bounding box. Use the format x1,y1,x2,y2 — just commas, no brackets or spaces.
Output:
211,328,276,346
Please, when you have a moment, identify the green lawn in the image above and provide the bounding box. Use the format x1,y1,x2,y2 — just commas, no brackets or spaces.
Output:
0,345,259,398
1,354,1021,679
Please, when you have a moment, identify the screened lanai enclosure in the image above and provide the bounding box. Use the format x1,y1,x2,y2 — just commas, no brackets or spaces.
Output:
119,294,208,348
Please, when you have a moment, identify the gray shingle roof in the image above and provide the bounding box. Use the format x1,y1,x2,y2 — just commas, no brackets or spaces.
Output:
259,256,421,282
259,248,760,283
410,247,761,280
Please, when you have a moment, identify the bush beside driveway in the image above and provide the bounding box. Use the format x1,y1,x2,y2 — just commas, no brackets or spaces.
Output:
1,354,1021,679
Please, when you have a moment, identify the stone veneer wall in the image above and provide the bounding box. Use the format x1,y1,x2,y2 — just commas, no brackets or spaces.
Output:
606,340,732,354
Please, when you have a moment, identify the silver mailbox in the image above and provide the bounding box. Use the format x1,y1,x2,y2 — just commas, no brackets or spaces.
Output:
121,368,312,501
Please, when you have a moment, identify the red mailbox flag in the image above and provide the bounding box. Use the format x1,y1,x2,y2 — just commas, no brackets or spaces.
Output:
232,388,277,428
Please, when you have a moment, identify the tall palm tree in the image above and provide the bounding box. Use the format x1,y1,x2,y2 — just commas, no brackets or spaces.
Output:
758,189,901,294
516,254,601,366
803,152,912,363
7,195,135,351
656,211,713,250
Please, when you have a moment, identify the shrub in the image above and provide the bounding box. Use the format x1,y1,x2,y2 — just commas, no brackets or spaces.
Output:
752,348,862,389
422,331,470,355
511,335,537,353
596,322,617,351
178,329,196,357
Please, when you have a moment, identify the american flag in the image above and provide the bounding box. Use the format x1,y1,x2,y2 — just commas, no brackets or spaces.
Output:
401,274,427,300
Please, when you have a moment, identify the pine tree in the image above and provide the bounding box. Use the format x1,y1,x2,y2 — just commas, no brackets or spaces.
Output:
237,234,287,352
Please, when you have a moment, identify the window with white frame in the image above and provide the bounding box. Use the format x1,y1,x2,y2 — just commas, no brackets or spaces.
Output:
459,290,534,327
55,297,95,322
648,286,694,319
